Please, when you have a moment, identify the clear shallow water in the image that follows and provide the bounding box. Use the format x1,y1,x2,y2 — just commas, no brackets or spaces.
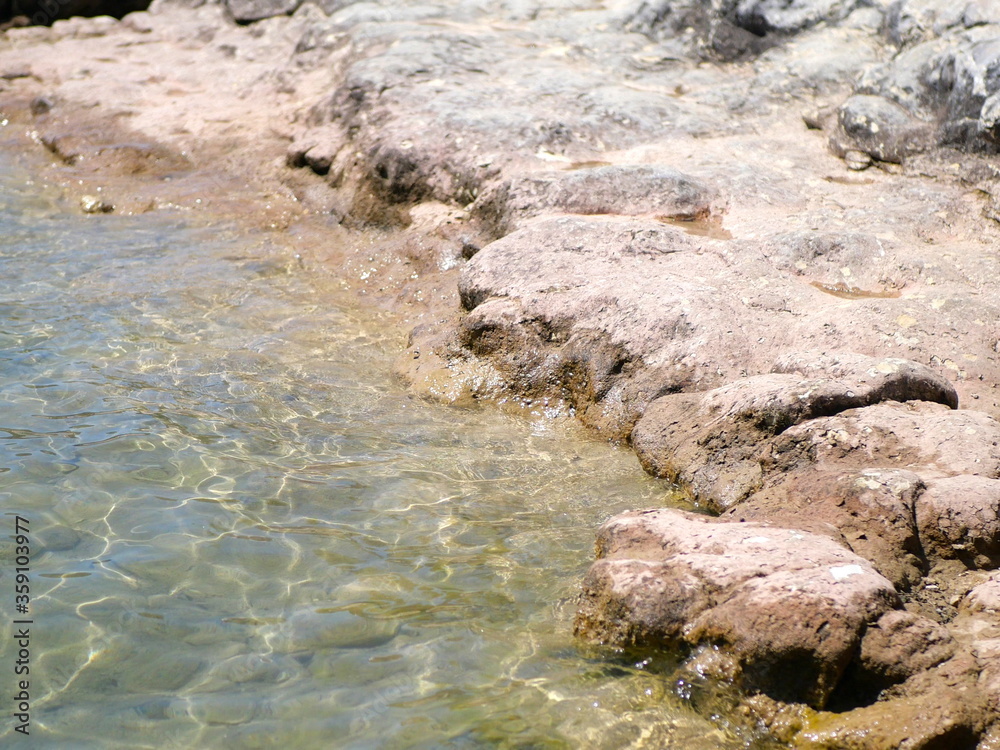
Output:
0,155,756,749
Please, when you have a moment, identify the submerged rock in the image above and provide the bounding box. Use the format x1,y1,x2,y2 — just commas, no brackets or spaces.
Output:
80,194,113,213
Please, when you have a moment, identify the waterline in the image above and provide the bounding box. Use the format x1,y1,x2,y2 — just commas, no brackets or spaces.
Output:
0,154,754,749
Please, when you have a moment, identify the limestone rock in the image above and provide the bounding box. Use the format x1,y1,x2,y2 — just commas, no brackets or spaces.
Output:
476,165,718,235
917,475,1000,569
225,0,299,22
734,0,866,35
856,609,958,691
831,94,932,163
765,401,1000,481
840,15,1000,153
575,508,900,708
630,352,958,509
724,468,927,588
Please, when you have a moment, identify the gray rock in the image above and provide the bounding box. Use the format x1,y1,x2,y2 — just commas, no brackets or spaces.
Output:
225,0,299,21
838,20,1000,154
476,165,718,235
832,94,932,163
885,0,968,46
622,0,778,60
621,0,867,60
734,0,865,35
964,0,1000,28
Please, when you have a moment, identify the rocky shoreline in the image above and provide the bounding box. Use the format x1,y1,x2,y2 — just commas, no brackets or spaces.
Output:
5,0,1000,746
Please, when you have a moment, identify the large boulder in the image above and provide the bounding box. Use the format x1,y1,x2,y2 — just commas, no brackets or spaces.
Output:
439,207,1000,437
575,508,900,708
629,353,1000,592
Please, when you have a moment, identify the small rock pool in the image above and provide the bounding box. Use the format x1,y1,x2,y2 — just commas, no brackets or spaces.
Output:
0,152,765,748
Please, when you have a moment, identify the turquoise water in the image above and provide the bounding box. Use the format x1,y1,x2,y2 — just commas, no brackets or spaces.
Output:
0,154,756,748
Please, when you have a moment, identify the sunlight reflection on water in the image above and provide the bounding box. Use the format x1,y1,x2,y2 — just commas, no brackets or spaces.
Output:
0,155,759,749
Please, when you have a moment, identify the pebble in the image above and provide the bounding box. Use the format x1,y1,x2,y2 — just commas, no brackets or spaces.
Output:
81,195,113,214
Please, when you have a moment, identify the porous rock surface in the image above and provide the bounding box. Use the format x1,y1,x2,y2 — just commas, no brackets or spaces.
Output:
574,508,902,708
5,0,1000,745
631,351,959,508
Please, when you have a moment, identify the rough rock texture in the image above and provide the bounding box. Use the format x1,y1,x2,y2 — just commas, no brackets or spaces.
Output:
575,508,901,708
829,0,1000,167
7,0,1000,746
917,475,1000,569
446,206,1000,437
831,94,934,163
792,653,987,750
225,0,299,22
856,609,958,692
627,356,1000,585
631,352,958,508
475,165,720,236
619,350,1000,739
725,468,928,589
764,401,1000,481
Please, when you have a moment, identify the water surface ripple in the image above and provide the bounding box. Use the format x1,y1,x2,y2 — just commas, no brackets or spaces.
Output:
0,157,750,748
